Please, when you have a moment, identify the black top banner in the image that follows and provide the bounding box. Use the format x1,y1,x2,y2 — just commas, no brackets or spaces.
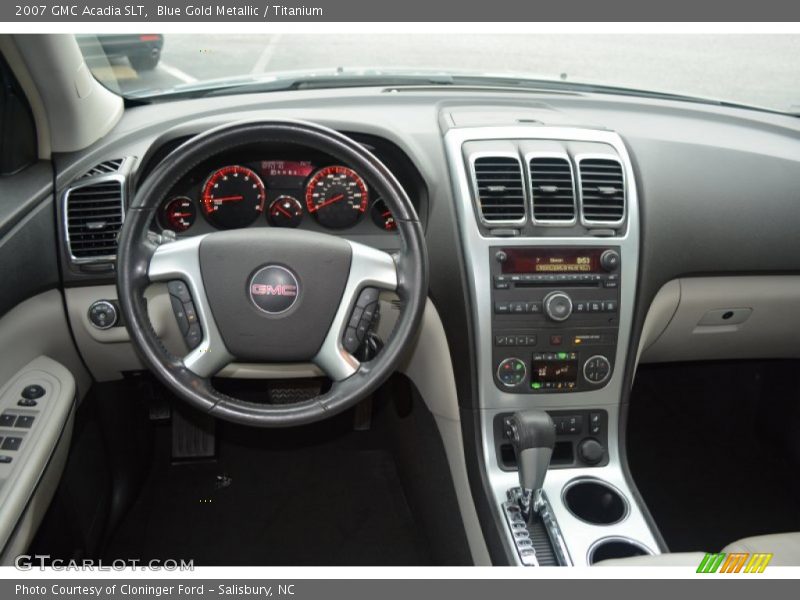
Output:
3,0,800,22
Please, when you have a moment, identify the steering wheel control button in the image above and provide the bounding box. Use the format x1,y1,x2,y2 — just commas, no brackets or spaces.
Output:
0,414,17,427
543,291,573,322
185,324,202,350
21,385,45,400
1,437,22,451
343,328,360,353
170,296,190,335
249,265,300,314
356,287,380,307
584,355,612,385
88,300,118,330
167,280,193,304
342,287,383,353
497,358,526,388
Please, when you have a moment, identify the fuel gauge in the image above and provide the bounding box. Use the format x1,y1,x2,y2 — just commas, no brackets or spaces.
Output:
268,195,304,228
371,199,397,231
159,196,196,233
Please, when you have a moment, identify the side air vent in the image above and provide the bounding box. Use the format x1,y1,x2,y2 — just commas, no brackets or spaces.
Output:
79,158,124,179
472,156,526,223
65,179,124,261
579,158,626,224
528,156,576,224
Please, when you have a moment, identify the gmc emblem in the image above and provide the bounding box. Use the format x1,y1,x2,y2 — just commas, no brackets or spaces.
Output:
250,283,297,297
248,265,300,314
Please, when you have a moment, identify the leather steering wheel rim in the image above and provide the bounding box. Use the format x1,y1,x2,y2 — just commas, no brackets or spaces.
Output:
117,120,428,427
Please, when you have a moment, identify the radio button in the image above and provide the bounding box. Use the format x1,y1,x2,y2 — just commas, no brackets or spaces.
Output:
589,301,603,313
604,280,619,289
525,335,538,346
600,249,621,272
493,277,510,290
574,301,587,313
494,302,510,314
527,302,542,314
604,300,618,312
511,302,526,313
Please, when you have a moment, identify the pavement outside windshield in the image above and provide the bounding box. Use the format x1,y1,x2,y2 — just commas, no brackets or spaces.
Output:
88,34,800,113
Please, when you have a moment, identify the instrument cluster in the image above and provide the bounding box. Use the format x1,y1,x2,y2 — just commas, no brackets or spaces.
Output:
156,159,398,235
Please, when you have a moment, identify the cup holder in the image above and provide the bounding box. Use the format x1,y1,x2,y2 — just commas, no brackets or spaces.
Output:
563,478,628,525
588,537,653,565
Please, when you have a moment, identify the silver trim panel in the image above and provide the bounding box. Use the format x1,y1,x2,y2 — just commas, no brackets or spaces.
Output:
443,125,656,566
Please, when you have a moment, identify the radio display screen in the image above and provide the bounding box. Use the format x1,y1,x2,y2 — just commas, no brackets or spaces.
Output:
530,355,579,390
501,248,602,274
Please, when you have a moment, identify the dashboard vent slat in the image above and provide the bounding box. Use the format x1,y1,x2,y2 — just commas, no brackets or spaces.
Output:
472,156,525,223
79,158,124,179
579,158,625,224
65,179,124,260
529,157,576,223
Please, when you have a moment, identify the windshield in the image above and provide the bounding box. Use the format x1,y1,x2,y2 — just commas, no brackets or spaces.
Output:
77,34,800,114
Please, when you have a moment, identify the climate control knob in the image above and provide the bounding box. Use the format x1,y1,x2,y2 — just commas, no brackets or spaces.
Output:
496,358,526,388
583,355,612,385
543,291,573,322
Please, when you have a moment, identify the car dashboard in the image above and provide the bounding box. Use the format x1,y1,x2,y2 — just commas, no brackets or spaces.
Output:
48,84,800,567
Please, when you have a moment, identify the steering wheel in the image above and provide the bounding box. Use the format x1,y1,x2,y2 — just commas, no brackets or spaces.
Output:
117,120,428,427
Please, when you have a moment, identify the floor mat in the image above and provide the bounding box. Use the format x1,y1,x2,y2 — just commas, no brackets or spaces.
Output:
104,417,434,566
627,361,800,553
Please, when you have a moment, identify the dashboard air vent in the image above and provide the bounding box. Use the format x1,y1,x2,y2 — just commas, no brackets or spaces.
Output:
529,157,576,223
472,156,525,223
79,158,124,179
65,180,124,260
579,158,625,224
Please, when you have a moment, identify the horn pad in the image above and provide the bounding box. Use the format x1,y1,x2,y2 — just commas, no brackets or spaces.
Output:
198,229,352,362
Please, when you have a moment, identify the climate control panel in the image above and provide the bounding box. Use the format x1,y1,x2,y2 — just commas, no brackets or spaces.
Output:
490,246,620,393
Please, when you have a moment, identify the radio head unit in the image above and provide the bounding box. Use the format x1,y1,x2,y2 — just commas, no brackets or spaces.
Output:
491,246,620,393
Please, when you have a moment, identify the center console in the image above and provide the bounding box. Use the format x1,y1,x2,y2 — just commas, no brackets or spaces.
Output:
443,122,661,567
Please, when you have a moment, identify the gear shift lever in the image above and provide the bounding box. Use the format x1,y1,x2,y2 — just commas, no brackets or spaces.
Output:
505,410,555,519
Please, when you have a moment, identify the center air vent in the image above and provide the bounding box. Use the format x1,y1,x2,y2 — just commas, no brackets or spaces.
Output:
579,158,625,225
472,156,526,223
529,156,576,223
65,179,124,261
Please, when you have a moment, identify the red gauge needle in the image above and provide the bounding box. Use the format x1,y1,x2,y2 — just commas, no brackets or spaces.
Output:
211,195,244,203
274,205,293,218
173,212,193,218
311,194,345,212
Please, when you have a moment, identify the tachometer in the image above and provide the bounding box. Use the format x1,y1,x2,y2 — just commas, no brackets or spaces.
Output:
200,165,266,229
305,166,368,229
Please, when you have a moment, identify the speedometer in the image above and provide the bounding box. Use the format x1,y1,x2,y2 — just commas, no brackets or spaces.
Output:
304,166,368,229
200,165,266,230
